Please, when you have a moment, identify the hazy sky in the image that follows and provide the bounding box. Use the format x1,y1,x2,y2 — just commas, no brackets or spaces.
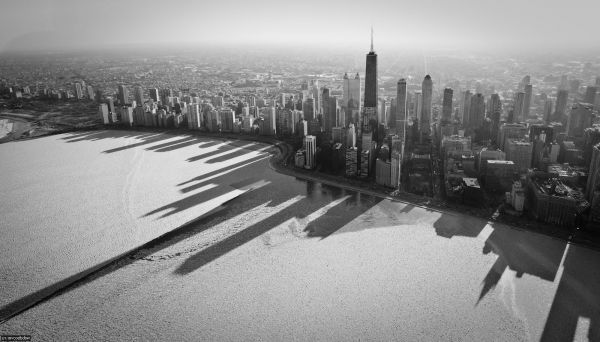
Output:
1,0,599,53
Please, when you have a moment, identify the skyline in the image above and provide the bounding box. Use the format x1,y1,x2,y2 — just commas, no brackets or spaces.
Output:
2,0,600,54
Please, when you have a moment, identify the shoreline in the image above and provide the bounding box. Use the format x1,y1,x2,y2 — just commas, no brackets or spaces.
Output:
5,124,600,251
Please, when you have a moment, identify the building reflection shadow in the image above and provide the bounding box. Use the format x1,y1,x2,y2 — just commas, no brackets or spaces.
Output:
478,226,567,302
541,245,600,342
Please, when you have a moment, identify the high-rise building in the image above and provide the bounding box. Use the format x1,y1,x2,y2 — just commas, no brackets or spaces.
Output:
347,123,356,148
584,126,600,162
99,103,109,124
148,88,159,102
120,106,134,126
505,139,533,172
396,78,407,138
513,92,525,123
489,94,502,143
420,75,433,139
188,103,201,129
566,103,593,138
468,93,485,134
364,29,378,109
461,90,472,126
413,91,422,120
303,97,315,121
523,84,532,118
587,143,600,201
86,85,94,100
304,135,316,169
441,88,453,124
72,82,82,100
584,86,597,105
259,107,277,135
519,75,531,91
543,99,553,124
554,89,569,122
498,123,528,151
362,29,378,140
133,86,144,106
375,158,392,187
118,85,129,105
346,147,358,176
309,80,320,114
343,72,361,110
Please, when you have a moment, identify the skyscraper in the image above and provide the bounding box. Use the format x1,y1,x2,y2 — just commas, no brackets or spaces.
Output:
303,97,315,121
73,82,82,100
462,90,472,126
134,86,144,106
118,85,129,105
554,89,569,122
420,75,433,139
585,86,597,104
364,29,378,109
343,72,361,111
441,88,453,124
587,143,600,201
469,93,485,133
304,135,317,169
513,92,525,123
543,99,553,124
148,88,159,102
566,103,593,138
362,28,378,136
519,75,531,91
396,78,407,138
523,84,532,118
489,94,502,143
322,87,330,130
310,80,320,114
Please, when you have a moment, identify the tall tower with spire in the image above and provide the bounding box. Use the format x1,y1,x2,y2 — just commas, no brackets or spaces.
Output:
364,27,378,109
363,27,378,134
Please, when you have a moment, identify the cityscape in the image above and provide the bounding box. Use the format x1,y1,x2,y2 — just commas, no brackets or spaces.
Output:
1,0,600,341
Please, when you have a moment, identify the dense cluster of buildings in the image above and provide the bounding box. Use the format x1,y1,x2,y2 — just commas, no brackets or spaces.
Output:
92,33,599,230
2,34,599,231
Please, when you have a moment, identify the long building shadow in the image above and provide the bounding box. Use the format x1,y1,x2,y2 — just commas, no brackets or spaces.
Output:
143,184,239,219
204,144,274,164
0,169,285,323
173,186,379,275
64,130,147,143
179,155,271,193
62,130,161,143
304,189,383,239
173,179,383,275
101,133,191,153
197,140,223,148
151,138,202,152
540,245,600,342
0,190,257,323
144,136,197,151
186,141,251,162
477,225,567,303
433,212,488,239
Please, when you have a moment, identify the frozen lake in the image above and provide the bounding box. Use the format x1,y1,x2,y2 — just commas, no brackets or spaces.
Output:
0,130,598,341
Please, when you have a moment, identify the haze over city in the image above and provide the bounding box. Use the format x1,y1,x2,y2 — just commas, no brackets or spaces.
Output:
2,0,600,53
1,0,600,341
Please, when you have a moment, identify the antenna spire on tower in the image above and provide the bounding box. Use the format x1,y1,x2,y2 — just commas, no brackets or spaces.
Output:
370,26,374,52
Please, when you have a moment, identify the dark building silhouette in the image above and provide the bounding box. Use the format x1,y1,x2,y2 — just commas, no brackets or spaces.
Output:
396,78,408,139
441,88,453,124
364,28,378,109
420,75,433,140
